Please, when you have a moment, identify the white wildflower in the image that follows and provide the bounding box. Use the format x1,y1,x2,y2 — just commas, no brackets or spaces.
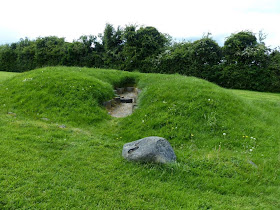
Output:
22,78,33,82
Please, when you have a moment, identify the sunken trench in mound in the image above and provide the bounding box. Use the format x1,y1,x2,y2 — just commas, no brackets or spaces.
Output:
103,86,140,118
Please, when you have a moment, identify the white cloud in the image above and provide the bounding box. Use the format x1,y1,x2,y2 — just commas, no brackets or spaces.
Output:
0,0,279,47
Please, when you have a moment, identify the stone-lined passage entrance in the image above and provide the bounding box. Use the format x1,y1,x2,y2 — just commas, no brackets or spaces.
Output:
103,87,139,118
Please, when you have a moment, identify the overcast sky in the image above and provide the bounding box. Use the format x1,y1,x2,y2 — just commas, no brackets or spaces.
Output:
0,0,279,47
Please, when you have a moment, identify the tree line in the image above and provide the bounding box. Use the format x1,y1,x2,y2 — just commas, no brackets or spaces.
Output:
0,23,280,92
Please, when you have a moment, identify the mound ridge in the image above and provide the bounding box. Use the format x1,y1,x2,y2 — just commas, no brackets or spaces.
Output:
0,66,278,155
0,66,270,140
0,67,141,125
0,67,115,125
119,74,261,148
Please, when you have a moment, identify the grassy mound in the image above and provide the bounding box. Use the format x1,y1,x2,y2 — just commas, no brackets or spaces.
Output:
121,72,279,152
0,67,279,209
0,67,137,125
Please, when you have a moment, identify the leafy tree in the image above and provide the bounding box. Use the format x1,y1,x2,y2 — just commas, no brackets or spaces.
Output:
221,31,275,91
267,48,280,91
151,35,222,80
16,38,36,72
136,26,168,58
102,23,124,68
122,25,169,71
190,34,222,80
62,35,104,67
78,35,102,67
223,31,258,65
0,44,18,72
151,42,193,74
34,36,66,67
121,24,138,70
63,41,85,66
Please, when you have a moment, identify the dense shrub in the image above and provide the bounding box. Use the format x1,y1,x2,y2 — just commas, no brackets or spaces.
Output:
0,44,18,72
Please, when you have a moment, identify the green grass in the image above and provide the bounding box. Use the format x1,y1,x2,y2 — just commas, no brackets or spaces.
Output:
0,71,18,82
0,67,279,209
231,89,280,103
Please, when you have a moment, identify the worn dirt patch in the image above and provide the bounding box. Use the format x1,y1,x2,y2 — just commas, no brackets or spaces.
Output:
109,91,138,118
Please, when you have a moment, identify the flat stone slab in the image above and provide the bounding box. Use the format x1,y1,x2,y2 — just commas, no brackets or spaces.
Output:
108,89,139,118
122,136,176,164
120,98,133,103
114,97,121,103
116,88,124,94
126,87,135,92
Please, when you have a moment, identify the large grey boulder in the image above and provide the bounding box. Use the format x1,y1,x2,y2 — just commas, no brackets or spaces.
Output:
122,136,176,164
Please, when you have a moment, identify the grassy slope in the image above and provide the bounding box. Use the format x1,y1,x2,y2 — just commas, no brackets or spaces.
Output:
0,72,18,82
0,67,279,209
